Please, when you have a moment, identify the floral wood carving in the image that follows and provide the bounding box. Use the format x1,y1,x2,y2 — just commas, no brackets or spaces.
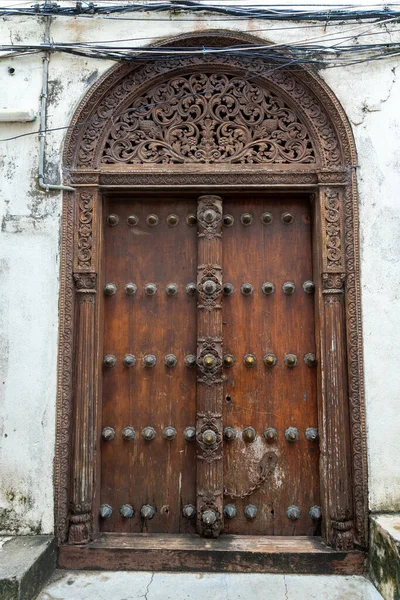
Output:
322,189,344,272
196,337,223,386
76,193,93,270
197,195,222,240
101,73,315,165
197,264,222,310
197,491,223,538
196,412,223,463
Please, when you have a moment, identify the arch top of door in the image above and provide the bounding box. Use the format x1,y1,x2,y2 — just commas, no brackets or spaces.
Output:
63,31,355,182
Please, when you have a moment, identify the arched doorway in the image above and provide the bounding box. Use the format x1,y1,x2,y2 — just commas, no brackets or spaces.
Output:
56,32,368,572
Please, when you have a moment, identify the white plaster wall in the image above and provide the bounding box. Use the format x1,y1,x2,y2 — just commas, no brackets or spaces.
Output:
0,4,399,533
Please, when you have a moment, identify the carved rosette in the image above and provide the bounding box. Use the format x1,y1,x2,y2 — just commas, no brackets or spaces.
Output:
197,264,222,310
196,337,223,386
73,273,97,297
197,196,223,240
197,492,223,538
196,412,223,463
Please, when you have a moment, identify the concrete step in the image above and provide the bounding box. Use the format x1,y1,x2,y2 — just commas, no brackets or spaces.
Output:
0,535,56,600
38,571,383,600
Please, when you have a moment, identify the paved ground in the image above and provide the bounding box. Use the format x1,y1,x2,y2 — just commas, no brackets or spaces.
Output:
38,571,383,600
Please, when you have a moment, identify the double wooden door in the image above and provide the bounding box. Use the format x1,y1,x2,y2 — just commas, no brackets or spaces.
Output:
100,192,320,538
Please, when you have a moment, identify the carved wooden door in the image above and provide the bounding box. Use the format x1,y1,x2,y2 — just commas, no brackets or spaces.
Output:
100,192,320,538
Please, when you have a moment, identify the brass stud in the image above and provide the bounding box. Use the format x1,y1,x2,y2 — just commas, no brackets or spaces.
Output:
186,214,197,226
120,504,134,519
224,505,237,519
223,283,234,296
264,427,278,442
262,282,275,295
184,426,196,441
182,504,196,519
140,505,155,519
147,214,159,226
142,427,156,441
123,354,136,367
281,212,294,224
125,283,137,295
261,212,273,225
145,283,157,296
244,354,256,368
284,354,298,368
241,283,254,296
99,504,113,519
223,214,234,227
244,504,257,519
167,214,179,226
106,214,119,227
203,280,217,295
285,427,299,442
203,209,217,224
241,213,253,226
305,427,319,441
203,354,216,369
143,354,157,368
127,215,139,226
243,427,256,443
202,510,217,525
304,353,317,367
104,283,117,296
287,505,301,520
164,354,177,368
282,281,296,295
223,427,237,441
103,354,116,368
309,505,322,520
102,427,115,441
186,283,197,296
223,354,235,368
166,283,178,296
303,280,315,294
122,426,135,440
184,354,196,368
163,426,177,440
202,429,217,445
263,353,277,367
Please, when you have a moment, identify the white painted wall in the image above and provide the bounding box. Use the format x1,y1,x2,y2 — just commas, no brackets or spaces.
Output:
0,5,399,534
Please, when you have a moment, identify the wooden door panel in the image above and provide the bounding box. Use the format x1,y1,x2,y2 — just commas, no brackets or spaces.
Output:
222,194,319,535
100,192,319,537
101,197,198,533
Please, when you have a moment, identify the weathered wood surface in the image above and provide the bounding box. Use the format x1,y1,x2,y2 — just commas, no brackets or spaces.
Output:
58,534,365,574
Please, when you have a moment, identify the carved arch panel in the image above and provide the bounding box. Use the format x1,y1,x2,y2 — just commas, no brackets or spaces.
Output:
56,32,367,557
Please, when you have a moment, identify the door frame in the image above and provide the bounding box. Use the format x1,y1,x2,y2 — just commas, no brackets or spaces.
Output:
55,32,368,563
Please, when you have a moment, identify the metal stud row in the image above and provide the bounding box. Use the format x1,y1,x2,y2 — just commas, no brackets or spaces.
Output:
222,212,298,227
107,214,198,227
223,427,318,443
104,281,315,297
104,353,317,369
99,503,322,521
99,504,156,519
102,426,196,442
102,426,318,443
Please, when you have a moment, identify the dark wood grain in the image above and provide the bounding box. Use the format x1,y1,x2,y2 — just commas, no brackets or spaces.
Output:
59,534,365,574
101,196,198,534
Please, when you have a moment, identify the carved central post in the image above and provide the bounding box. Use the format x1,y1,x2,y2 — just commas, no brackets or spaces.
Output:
196,195,224,537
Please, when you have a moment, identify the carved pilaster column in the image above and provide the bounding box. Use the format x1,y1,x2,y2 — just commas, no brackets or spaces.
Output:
68,189,99,545
317,187,354,550
196,195,224,538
